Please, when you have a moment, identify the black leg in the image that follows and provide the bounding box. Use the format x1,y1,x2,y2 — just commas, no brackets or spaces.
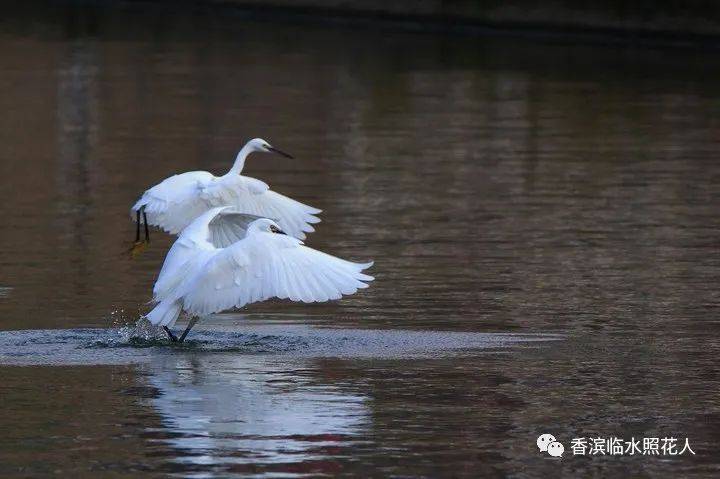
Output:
178,317,199,343
142,207,150,243
135,209,141,243
163,326,178,342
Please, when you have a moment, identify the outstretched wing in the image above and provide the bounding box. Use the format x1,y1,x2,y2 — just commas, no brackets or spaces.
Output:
180,233,373,316
153,208,266,301
132,172,321,239
151,207,225,301
152,237,204,302
208,212,265,248
200,175,322,240
132,171,215,234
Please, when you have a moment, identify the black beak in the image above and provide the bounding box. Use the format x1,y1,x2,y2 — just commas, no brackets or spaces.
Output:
267,146,294,159
276,229,287,235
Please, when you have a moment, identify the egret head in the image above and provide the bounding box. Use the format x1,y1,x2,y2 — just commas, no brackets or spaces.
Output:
246,138,293,159
248,218,287,236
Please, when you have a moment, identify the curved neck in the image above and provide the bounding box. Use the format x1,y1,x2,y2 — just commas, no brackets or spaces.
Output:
229,144,253,174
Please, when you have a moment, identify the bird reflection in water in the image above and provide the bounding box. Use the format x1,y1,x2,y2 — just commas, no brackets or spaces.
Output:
142,354,369,474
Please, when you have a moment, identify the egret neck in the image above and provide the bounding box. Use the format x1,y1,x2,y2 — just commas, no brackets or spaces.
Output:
229,143,254,174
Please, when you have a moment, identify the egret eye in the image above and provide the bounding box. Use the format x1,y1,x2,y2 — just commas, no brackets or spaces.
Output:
270,225,279,233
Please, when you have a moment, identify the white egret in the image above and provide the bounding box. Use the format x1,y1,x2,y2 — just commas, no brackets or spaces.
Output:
130,138,321,250
146,207,373,342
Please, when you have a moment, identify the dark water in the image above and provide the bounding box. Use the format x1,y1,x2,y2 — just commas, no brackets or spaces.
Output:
1,3,719,477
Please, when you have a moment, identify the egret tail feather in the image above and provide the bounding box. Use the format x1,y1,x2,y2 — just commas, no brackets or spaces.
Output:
146,300,182,327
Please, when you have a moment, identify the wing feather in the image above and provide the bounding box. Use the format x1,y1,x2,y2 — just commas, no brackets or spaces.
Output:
153,208,231,302
132,172,321,240
152,240,216,303
201,176,321,240
208,212,264,248
180,234,373,315
132,171,215,234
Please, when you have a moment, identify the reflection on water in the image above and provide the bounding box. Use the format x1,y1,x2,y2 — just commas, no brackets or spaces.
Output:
145,355,368,472
0,325,550,476
0,2,719,477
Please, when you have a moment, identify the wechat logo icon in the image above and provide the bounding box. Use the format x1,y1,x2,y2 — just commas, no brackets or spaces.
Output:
537,434,564,457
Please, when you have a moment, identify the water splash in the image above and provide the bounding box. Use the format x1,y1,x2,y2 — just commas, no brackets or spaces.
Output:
0,324,562,366
116,317,166,343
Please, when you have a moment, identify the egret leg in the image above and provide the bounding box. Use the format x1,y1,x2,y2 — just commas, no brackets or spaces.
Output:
163,326,178,342
178,317,199,343
142,207,150,243
130,209,148,257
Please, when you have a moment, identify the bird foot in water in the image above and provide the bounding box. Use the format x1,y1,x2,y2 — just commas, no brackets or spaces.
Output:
163,326,178,342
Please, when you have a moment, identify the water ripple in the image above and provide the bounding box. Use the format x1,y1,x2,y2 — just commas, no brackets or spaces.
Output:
0,325,561,366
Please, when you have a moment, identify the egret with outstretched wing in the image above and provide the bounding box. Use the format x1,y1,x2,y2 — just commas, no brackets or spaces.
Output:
146,207,373,342
130,138,321,252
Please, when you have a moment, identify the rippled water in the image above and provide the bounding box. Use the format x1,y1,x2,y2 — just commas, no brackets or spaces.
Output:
0,3,719,477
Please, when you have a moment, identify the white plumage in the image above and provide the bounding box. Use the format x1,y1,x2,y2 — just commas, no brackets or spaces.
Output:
146,207,373,335
131,138,321,240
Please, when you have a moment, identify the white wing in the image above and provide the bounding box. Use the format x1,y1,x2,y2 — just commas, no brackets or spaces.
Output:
132,171,216,234
200,175,322,240
180,233,373,316
208,212,265,248
133,172,321,240
152,237,209,302
152,208,262,301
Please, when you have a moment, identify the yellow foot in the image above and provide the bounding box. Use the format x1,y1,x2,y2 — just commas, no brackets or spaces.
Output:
129,241,148,258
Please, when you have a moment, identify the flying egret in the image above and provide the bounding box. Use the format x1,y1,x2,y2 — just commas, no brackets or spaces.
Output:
146,207,373,342
130,138,321,252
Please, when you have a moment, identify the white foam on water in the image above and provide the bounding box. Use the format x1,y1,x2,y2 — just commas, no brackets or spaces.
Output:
0,324,563,366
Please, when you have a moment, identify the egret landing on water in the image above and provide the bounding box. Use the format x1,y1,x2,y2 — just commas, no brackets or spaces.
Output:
129,138,321,256
145,207,373,343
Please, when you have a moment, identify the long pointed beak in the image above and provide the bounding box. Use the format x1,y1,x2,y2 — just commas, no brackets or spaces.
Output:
267,146,294,159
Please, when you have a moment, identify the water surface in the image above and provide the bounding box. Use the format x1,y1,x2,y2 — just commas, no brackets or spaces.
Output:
0,3,719,477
